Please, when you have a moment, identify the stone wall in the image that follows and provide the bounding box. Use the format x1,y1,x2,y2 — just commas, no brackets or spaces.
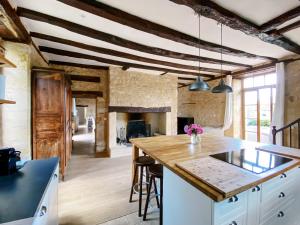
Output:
285,61,300,124
109,67,178,135
0,42,47,159
178,80,226,128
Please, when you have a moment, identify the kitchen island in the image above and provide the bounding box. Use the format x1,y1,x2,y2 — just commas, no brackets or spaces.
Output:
131,134,300,225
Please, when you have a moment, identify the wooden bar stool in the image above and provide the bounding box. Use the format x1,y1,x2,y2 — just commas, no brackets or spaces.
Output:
129,156,155,217
143,164,163,225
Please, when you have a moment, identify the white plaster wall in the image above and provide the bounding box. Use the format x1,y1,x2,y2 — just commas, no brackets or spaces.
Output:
0,42,47,159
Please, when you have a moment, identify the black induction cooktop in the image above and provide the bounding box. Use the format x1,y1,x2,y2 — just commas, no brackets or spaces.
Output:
210,149,293,174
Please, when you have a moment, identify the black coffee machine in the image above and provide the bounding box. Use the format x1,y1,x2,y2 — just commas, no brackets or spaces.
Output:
0,148,21,175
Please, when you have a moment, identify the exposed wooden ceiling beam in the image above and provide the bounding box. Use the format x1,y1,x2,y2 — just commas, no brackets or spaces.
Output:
260,6,300,32
17,8,274,64
160,72,169,76
50,61,109,70
205,75,227,82
69,75,101,83
276,20,300,34
31,32,238,73
72,91,103,98
178,82,188,86
32,41,48,65
232,57,300,78
57,0,272,61
178,83,192,89
232,63,276,77
169,0,300,54
178,77,196,81
41,46,216,78
0,0,30,42
122,66,129,71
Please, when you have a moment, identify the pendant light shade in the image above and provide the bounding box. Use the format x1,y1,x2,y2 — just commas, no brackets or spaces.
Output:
211,78,233,93
211,23,233,93
189,13,210,92
189,76,210,91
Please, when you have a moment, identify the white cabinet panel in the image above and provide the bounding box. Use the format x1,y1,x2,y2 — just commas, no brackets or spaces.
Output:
47,165,59,225
214,192,247,224
163,168,213,225
246,185,261,225
33,164,59,225
219,213,246,225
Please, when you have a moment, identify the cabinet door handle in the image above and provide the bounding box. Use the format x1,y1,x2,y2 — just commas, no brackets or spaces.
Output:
280,173,287,179
252,185,260,192
230,221,237,225
277,211,284,217
54,173,58,179
40,206,47,217
278,192,285,198
229,195,238,202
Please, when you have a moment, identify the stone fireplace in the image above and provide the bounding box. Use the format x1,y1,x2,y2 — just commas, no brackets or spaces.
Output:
108,67,178,153
108,106,171,149
116,112,167,143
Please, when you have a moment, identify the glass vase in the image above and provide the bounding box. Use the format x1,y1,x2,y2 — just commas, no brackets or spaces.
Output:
191,134,200,145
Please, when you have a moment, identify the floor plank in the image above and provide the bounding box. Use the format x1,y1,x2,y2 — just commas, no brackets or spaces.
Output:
59,126,158,225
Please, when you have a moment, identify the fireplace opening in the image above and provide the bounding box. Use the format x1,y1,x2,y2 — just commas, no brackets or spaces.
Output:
126,120,147,141
116,112,166,145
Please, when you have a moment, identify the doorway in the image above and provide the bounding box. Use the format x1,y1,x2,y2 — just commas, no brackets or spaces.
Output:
72,98,97,156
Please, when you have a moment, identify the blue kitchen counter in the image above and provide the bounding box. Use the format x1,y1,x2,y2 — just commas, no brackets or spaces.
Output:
0,157,59,223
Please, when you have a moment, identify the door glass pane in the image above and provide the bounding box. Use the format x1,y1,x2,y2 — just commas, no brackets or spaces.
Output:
272,88,276,105
265,73,277,85
244,91,257,142
244,77,253,88
259,88,271,143
254,76,265,87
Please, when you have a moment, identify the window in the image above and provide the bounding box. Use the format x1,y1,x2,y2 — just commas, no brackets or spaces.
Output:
243,73,276,143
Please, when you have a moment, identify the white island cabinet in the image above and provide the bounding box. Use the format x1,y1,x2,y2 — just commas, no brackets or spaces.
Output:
164,166,300,225
32,163,59,225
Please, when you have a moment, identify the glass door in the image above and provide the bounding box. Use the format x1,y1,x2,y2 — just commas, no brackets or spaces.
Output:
244,88,275,143
244,91,258,142
259,88,271,143
243,73,276,143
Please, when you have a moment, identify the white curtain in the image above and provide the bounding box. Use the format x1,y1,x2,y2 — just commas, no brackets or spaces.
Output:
223,75,233,131
270,62,285,145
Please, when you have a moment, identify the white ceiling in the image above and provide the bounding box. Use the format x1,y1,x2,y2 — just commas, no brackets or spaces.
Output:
8,0,300,76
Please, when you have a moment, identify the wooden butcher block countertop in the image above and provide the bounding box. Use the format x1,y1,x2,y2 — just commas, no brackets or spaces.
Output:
130,134,300,202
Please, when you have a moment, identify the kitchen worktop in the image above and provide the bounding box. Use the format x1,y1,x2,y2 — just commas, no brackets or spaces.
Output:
0,157,59,223
131,134,300,201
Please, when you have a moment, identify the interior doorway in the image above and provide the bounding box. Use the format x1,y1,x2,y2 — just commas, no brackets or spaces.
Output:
72,98,97,156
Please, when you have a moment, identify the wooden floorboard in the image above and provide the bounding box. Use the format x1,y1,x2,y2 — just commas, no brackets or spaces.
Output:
58,127,158,225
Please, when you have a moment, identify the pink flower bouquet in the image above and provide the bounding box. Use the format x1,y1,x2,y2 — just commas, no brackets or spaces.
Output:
184,124,204,136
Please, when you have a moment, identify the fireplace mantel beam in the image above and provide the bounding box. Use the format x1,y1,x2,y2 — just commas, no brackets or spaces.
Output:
108,106,171,113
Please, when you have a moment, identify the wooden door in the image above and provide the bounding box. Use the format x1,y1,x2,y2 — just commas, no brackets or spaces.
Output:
32,71,65,176
64,76,72,165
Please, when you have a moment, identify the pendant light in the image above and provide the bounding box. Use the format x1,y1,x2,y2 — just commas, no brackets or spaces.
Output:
189,13,210,91
212,24,233,93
